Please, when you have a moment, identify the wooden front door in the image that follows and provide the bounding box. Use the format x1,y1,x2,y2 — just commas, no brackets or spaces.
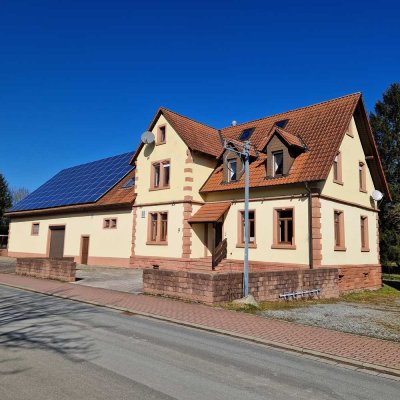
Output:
49,226,65,258
81,236,90,265
215,222,223,246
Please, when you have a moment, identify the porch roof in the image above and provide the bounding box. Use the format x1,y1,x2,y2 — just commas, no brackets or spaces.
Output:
188,202,231,223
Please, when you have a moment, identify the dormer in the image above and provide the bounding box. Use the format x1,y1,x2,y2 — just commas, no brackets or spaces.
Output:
263,125,306,178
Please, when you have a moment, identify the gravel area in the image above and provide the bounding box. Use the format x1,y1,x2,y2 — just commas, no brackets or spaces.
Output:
260,301,400,342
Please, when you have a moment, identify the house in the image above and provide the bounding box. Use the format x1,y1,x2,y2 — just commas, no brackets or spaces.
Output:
6,93,390,293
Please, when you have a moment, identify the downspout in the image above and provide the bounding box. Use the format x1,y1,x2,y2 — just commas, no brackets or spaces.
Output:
304,182,313,269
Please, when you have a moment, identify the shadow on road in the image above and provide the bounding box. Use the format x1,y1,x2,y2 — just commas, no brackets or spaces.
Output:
0,287,106,373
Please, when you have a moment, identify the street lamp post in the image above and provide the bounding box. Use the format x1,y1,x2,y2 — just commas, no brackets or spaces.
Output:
223,139,257,298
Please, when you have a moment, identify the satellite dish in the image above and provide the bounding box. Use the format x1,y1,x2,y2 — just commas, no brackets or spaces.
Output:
141,131,155,144
371,190,383,201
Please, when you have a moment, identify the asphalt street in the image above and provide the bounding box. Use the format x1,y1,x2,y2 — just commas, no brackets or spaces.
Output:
0,284,398,400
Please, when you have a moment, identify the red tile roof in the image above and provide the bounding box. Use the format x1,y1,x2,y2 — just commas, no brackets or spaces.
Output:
201,93,390,198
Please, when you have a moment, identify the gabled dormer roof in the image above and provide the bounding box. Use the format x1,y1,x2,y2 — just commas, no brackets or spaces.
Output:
130,107,222,163
262,126,306,150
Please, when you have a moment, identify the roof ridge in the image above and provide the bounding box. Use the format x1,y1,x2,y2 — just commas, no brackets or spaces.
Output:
220,92,361,130
59,151,133,173
160,107,218,131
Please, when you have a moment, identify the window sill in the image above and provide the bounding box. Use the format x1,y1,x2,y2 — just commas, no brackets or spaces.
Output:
156,142,166,146
149,186,170,191
271,244,296,250
359,188,367,193
361,248,370,252
333,180,344,185
334,246,347,251
236,243,257,249
146,241,168,246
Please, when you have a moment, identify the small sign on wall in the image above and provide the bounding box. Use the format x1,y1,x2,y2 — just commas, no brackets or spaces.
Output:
141,210,146,218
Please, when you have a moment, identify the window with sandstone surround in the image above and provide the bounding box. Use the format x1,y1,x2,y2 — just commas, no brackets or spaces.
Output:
147,212,168,244
151,160,170,190
272,208,296,249
360,216,369,251
227,159,237,182
359,161,366,192
334,210,346,251
333,152,343,184
31,223,40,235
103,218,117,229
237,210,256,247
157,125,166,144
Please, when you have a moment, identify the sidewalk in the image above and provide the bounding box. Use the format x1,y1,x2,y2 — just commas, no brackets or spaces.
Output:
1,272,399,378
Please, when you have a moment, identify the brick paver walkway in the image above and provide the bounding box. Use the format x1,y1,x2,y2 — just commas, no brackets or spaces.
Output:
1,273,399,374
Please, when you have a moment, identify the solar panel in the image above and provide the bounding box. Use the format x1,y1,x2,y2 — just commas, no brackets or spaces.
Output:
10,152,134,212
239,127,255,141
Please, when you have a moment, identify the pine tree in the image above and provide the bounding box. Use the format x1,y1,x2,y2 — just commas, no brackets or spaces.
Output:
370,83,400,267
0,173,12,235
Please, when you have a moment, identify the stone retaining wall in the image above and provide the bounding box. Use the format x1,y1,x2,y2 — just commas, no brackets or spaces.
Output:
337,265,381,293
143,268,339,304
16,258,76,282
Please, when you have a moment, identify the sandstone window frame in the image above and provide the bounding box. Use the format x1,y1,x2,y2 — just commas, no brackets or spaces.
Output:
359,161,367,193
360,215,369,252
157,125,166,145
103,218,117,229
272,208,296,249
31,222,40,236
147,211,168,245
237,209,257,248
150,159,171,190
334,210,346,251
333,151,343,185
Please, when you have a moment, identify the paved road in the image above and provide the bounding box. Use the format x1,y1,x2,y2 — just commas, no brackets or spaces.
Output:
0,285,398,400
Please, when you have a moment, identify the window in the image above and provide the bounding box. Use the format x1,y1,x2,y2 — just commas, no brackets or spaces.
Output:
227,159,237,182
122,177,135,188
360,216,369,251
103,218,117,229
151,160,170,189
239,127,255,141
238,210,256,246
31,223,40,235
334,210,345,250
359,162,366,192
333,152,343,184
278,210,293,244
158,125,166,144
273,151,283,176
148,212,168,244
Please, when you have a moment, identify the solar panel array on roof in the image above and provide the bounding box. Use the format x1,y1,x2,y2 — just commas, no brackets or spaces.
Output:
239,127,255,141
10,152,134,212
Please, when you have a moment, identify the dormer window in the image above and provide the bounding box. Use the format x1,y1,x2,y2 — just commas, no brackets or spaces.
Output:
273,151,283,176
227,159,237,182
122,178,135,189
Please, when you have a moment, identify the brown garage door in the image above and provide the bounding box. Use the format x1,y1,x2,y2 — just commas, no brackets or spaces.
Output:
49,226,66,258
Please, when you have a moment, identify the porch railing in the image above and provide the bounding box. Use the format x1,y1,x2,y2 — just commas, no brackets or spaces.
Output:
212,238,227,269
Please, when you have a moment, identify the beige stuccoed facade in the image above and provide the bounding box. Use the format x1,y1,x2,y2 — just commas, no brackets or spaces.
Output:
8,210,133,266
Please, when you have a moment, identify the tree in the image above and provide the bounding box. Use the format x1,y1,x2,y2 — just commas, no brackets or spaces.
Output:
0,173,12,235
11,187,30,205
370,83,400,267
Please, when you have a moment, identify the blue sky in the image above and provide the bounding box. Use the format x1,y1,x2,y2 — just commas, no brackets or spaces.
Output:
1,0,399,191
